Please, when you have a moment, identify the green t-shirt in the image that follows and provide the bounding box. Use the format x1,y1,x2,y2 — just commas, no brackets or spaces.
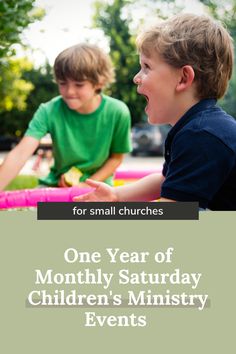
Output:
25,94,132,186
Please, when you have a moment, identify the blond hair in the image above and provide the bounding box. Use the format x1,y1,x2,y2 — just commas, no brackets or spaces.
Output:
137,13,234,99
54,43,115,90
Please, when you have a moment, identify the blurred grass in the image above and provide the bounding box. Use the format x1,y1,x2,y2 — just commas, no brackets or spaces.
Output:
4,175,39,190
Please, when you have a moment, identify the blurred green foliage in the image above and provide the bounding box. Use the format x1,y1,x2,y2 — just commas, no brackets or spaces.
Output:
0,0,45,122
0,0,44,58
93,0,146,125
0,57,34,113
0,63,58,137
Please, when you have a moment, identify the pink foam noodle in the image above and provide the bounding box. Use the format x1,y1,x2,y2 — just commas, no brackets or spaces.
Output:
0,187,92,210
0,169,159,209
114,169,160,179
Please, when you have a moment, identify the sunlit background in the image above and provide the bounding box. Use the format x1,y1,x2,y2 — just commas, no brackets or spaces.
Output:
21,0,204,66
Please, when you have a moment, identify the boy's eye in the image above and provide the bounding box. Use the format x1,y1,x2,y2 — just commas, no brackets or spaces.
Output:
139,62,150,71
143,63,150,69
75,83,84,87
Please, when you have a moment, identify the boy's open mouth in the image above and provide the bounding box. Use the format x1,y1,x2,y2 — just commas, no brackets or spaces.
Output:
137,88,149,102
138,92,149,102
142,95,149,112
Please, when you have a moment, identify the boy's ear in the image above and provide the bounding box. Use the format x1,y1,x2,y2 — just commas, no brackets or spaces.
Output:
176,65,195,92
94,82,103,93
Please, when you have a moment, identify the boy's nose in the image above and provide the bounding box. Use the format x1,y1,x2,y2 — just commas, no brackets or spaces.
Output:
66,84,76,95
133,73,141,85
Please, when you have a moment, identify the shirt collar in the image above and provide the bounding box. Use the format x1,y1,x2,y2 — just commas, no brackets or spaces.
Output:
167,98,217,141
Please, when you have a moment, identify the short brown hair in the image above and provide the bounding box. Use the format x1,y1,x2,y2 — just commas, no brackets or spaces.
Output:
137,13,234,99
54,43,115,89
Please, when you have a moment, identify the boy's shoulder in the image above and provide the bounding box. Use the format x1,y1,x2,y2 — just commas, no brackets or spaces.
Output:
102,94,130,114
40,96,63,109
37,96,67,117
193,105,236,135
178,103,236,152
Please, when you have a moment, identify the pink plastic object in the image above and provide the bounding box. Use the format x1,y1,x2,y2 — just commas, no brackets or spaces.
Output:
0,187,91,210
0,169,161,209
114,169,160,179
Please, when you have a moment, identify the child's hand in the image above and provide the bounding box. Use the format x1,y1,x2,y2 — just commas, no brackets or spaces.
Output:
58,174,69,187
77,182,91,188
73,179,118,202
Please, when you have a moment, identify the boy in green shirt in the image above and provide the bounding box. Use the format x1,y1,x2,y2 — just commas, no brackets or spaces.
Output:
0,44,132,190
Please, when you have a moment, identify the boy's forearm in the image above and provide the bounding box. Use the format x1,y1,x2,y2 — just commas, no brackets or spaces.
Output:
0,136,39,191
89,153,124,182
114,173,165,202
0,150,26,190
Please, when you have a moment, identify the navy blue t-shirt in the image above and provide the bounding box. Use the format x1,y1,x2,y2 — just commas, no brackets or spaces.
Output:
161,99,236,210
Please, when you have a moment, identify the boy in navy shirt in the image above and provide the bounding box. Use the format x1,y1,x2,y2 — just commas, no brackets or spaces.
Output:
74,13,236,210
